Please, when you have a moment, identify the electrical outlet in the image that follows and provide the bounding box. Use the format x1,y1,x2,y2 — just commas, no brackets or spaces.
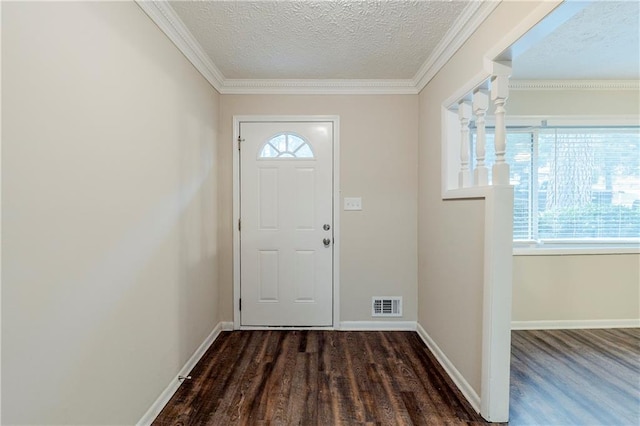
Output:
344,197,362,211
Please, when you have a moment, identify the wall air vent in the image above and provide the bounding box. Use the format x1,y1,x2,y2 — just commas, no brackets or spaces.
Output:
372,297,402,317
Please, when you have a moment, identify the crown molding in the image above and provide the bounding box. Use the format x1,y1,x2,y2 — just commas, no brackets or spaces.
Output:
136,0,500,95
413,0,502,92
221,79,419,95
135,0,225,91
509,80,640,90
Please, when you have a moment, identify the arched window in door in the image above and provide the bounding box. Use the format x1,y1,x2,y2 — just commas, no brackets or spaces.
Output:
258,133,314,159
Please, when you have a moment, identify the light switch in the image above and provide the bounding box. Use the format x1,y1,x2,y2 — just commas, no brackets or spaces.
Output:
344,197,362,211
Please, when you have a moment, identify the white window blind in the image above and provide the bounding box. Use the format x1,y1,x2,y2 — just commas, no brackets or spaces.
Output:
472,126,640,242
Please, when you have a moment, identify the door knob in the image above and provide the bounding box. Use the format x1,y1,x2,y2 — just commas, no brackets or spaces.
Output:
323,224,331,231
323,238,331,247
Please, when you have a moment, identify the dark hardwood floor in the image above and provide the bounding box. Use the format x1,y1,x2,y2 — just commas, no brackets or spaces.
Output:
152,331,486,425
510,328,640,426
153,328,639,425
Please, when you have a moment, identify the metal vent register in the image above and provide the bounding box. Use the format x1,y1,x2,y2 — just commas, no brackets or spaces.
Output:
372,297,402,317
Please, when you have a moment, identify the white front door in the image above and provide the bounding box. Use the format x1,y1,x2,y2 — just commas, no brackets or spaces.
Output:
239,121,334,326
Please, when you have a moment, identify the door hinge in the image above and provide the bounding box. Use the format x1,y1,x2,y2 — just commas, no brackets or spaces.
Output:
238,219,241,231
239,298,242,311
237,136,244,150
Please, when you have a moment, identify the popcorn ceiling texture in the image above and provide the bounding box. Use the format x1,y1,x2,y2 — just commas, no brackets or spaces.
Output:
513,0,640,80
169,0,468,79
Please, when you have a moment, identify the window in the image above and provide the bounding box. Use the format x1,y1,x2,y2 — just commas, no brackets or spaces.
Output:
472,126,640,243
259,133,314,159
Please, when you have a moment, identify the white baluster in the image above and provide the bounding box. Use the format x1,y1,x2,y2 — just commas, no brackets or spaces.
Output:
458,100,473,188
490,62,512,185
473,89,489,186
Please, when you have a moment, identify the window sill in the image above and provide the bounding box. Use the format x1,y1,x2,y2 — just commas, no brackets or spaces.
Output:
513,244,640,256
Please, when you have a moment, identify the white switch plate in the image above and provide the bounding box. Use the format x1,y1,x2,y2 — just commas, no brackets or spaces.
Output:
344,197,362,211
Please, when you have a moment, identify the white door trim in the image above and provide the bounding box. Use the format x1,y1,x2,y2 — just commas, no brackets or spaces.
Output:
233,115,340,330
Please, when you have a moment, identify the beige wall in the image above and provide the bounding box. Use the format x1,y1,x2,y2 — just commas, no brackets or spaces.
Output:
417,1,550,396
2,2,220,424
508,88,640,117
513,255,640,322
507,89,640,323
219,95,418,323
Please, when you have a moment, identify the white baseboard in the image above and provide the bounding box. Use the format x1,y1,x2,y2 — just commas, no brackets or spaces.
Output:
415,323,481,413
137,321,229,426
511,319,640,330
339,321,417,331
240,326,334,331
220,321,234,331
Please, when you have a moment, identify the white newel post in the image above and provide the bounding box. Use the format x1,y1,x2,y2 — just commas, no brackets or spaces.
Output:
490,62,512,185
458,100,473,188
473,89,489,186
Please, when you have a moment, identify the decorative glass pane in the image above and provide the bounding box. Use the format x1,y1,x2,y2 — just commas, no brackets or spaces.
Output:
261,144,279,158
294,144,313,158
258,133,315,159
288,135,304,152
272,134,286,152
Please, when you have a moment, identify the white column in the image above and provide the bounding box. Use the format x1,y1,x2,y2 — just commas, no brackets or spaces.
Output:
458,100,473,188
480,186,514,422
490,62,512,185
473,89,489,186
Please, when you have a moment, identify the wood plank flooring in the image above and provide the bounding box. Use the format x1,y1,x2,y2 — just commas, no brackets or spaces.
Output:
510,328,640,426
152,331,486,425
153,329,639,425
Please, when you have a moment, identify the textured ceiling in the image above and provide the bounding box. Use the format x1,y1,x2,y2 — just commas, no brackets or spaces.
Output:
513,1,640,80
169,0,469,80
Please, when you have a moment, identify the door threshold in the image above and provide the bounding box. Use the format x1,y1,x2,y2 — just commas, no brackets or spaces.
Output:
239,325,334,331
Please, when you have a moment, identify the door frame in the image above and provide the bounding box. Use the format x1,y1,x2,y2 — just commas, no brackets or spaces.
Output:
233,115,341,330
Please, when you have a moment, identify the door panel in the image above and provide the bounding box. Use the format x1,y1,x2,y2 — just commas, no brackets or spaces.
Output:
258,250,279,302
240,121,333,326
294,168,315,229
259,168,279,230
294,250,315,302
